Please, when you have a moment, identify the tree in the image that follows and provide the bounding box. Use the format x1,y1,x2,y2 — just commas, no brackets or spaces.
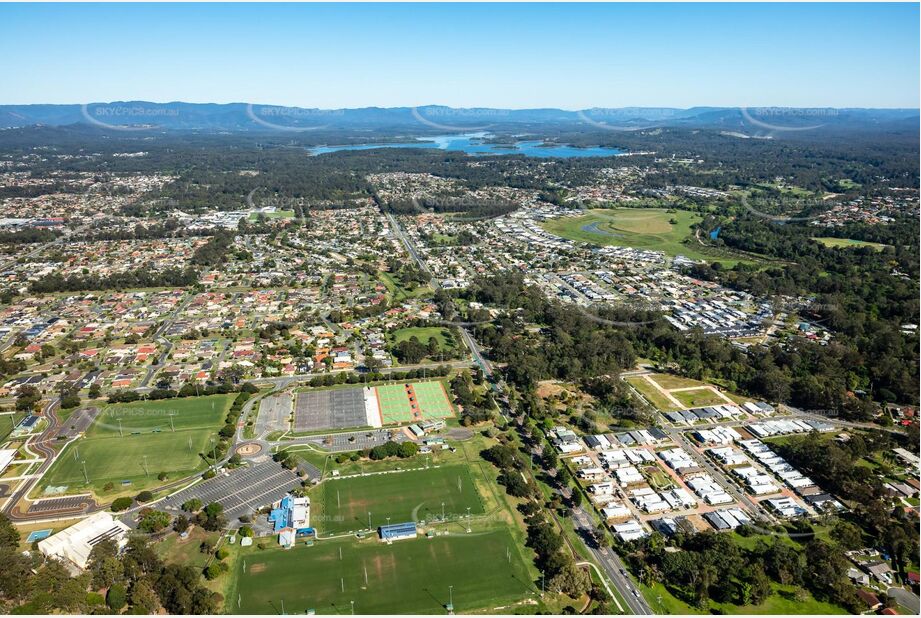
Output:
174,515,190,534
138,510,172,533
571,489,583,507
111,496,133,511
541,448,558,470
238,525,254,538
398,441,419,458
135,490,154,503
182,498,203,513
0,547,33,602
128,579,159,614
60,393,81,409
831,520,864,550
548,561,590,597
106,583,127,611
88,539,122,589
197,503,226,531
0,512,18,548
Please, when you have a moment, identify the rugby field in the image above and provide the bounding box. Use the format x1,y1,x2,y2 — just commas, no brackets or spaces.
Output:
231,528,535,615
314,465,484,534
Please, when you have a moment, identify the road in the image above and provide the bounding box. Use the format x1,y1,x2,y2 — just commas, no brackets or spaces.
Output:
663,426,773,522
388,210,649,610
385,211,505,401
139,292,198,387
888,586,920,614
2,399,104,521
572,506,653,615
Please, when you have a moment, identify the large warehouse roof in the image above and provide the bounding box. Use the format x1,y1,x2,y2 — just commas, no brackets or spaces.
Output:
38,512,130,570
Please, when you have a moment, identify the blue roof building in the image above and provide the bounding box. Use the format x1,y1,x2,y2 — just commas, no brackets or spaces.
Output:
379,522,417,542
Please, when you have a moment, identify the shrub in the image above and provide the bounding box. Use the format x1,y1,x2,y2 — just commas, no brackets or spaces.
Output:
135,490,154,503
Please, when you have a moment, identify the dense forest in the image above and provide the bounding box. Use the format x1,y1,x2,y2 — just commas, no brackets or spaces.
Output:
688,215,919,405
463,271,914,418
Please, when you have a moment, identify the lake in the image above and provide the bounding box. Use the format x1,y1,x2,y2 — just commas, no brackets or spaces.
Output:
308,133,623,158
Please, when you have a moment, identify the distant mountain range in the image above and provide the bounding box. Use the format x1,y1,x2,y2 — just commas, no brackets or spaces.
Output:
0,102,916,133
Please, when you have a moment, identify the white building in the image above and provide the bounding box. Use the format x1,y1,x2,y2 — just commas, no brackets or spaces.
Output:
612,519,648,542
38,512,130,570
0,448,15,475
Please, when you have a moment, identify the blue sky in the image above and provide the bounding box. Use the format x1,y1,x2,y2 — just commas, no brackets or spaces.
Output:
1,3,918,108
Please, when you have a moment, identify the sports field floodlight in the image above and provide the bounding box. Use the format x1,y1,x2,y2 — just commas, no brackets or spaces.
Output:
82,460,89,483
350,600,354,615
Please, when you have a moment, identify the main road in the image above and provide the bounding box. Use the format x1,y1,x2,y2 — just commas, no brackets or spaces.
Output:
386,210,650,614
571,506,653,615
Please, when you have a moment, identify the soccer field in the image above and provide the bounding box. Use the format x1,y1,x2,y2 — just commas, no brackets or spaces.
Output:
374,381,454,424
316,465,484,533
231,529,535,615
40,395,233,495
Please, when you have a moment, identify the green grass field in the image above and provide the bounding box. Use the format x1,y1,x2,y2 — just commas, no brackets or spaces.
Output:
625,376,679,412
641,580,847,615
314,465,484,533
39,395,233,496
542,208,760,266
374,381,454,424
812,237,888,251
378,271,432,302
249,210,295,220
0,411,26,442
672,388,729,409
230,529,535,615
89,396,230,436
392,326,456,351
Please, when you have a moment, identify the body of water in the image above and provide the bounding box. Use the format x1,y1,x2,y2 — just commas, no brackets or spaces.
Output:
308,133,623,158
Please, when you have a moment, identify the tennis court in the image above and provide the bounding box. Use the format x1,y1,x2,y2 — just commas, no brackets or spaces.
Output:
374,381,453,425
294,388,369,431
